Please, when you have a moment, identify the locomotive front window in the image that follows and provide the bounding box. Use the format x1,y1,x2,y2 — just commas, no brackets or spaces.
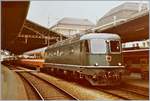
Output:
90,39,106,54
110,40,120,52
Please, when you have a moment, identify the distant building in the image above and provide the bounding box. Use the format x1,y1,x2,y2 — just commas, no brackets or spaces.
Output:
50,17,95,37
97,2,148,26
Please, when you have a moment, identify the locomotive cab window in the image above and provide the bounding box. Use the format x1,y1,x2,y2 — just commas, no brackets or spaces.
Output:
90,39,106,54
110,40,120,53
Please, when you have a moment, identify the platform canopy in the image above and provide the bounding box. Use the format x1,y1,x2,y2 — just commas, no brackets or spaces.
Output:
94,11,149,43
2,1,29,52
2,1,66,54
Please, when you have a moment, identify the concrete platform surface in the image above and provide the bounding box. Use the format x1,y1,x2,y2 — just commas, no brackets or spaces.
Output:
1,65,28,100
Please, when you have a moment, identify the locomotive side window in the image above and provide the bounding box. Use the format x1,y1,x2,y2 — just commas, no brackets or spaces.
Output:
80,41,83,52
110,40,120,52
85,40,90,52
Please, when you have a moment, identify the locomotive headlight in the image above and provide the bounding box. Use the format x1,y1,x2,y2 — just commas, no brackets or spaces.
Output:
94,62,99,66
118,62,121,66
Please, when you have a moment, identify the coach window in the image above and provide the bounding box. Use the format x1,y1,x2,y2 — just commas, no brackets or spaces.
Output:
47,52,50,56
147,41,149,47
57,50,60,56
51,53,53,56
69,46,74,54
60,51,64,56
54,52,56,56
44,52,46,57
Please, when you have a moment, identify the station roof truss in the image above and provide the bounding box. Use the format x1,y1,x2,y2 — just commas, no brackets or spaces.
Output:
93,10,149,43
11,20,67,54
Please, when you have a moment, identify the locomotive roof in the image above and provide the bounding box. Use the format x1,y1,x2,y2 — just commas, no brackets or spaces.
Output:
46,33,120,50
80,33,120,40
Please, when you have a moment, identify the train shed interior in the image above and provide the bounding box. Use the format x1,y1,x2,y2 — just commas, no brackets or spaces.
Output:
1,1,149,54
1,1,149,100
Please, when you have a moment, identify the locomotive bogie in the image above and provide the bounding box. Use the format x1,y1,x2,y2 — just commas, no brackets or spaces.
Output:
43,62,124,86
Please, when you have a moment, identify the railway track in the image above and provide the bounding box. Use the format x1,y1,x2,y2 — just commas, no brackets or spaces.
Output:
12,66,122,100
9,65,149,100
17,72,77,100
120,83,149,97
69,81,149,100
95,86,149,100
18,73,44,100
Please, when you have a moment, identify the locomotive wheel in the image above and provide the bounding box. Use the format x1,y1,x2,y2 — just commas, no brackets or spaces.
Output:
65,71,72,80
73,72,81,81
67,71,74,81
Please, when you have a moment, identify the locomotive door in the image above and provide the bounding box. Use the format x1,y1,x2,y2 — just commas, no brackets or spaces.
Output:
80,40,89,65
80,41,84,65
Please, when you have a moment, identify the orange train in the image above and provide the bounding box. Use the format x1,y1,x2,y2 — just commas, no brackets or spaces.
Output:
17,47,46,69
19,59,44,68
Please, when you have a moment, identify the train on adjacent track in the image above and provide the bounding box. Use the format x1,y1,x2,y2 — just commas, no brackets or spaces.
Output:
122,40,149,80
18,33,125,86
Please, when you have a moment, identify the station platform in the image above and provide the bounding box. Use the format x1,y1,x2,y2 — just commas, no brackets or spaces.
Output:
1,65,28,100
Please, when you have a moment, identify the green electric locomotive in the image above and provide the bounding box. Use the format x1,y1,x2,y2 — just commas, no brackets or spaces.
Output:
44,33,125,86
